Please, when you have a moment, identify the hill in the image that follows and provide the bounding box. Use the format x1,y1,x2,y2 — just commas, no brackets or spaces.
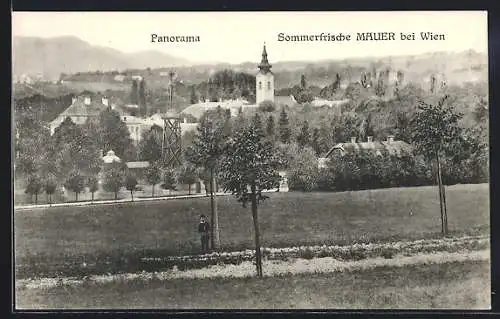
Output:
12,36,191,81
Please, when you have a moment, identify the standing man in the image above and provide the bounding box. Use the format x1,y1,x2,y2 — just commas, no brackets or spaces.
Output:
198,214,210,253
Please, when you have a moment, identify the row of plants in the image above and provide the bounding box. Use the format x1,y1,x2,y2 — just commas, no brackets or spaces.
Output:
17,242,490,290
16,234,488,280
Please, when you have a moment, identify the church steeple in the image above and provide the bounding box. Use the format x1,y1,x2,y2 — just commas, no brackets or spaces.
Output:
258,43,272,74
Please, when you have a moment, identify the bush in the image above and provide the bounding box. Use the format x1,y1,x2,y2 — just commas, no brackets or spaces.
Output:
258,100,276,112
287,146,319,192
299,248,315,260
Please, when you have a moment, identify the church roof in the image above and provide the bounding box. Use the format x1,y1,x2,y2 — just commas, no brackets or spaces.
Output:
258,43,272,74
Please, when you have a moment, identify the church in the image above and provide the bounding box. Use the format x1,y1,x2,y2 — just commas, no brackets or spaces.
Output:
256,43,275,105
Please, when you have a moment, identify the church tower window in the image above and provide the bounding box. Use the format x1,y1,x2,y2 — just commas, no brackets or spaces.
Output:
259,81,262,90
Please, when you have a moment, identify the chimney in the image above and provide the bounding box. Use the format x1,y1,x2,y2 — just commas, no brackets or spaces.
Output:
367,136,373,143
387,135,394,143
84,97,91,106
102,97,109,106
350,137,356,143
71,97,77,104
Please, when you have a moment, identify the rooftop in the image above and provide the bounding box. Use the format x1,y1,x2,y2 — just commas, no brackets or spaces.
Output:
324,137,413,158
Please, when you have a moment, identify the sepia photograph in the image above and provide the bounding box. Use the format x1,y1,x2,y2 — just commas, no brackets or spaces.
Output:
12,11,490,309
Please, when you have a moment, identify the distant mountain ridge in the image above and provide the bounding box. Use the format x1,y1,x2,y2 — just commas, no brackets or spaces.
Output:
12,36,487,88
12,36,192,81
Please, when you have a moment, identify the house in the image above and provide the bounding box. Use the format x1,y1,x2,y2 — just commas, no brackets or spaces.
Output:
126,161,150,181
275,95,298,108
311,98,350,109
49,95,110,135
318,136,413,168
181,99,249,120
143,113,199,137
120,114,147,145
102,150,121,164
113,74,126,82
131,75,143,81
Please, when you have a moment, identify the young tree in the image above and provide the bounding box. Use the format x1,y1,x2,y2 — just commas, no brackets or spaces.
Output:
103,165,124,200
138,125,163,163
25,174,43,204
278,107,291,144
410,95,463,235
251,113,265,138
185,112,229,250
139,79,147,116
130,80,139,105
219,126,282,277
177,164,198,195
300,74,307,89
64,171,86,201
190,85,198,104
87,175,99,202
160,168,177,195
430,75,437,94
125,173,138,201
311,127,321,156
296,121,311,148
266,115,275,140
145,162,161,197
44,174,58,204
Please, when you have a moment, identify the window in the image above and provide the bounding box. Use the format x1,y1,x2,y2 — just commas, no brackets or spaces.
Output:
267,81,271,90
258,81,262,90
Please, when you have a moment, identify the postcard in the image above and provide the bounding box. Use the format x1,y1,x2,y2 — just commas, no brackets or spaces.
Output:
12,11,489,310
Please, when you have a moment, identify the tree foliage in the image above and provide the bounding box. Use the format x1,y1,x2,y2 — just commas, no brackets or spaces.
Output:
177,163,198,194
125,173,138,201
219,125,282,277
102,165,124,200
25,174,43,204
278,107,291,144
145,162,162,197
64,170,86,201
97,108,133,159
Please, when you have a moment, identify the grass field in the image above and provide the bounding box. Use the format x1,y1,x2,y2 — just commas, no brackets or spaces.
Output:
15,184,489,278
15,260,490,309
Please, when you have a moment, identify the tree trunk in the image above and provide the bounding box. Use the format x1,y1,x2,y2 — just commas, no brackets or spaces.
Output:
436,152,448,235
49,194,52,204
130,190,134,201
209,167,220,251
435,152,445,235
209,169,215,250
91,192,94,202
213,177,219,249
188,184,191,195
35,193,38,204
152,185,155,197
75,192,78,202
251,186,263,278
114,192,118,200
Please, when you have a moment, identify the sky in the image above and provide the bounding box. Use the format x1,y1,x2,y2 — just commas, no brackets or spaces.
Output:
12,11,488,64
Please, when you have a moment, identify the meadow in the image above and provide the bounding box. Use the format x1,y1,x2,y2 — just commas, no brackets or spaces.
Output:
16,260,490,309
15,184,489,279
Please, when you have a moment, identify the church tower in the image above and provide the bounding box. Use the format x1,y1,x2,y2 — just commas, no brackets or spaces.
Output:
256,43,274,105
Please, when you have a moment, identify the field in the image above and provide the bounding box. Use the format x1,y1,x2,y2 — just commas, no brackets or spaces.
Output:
16,260,490,309
15,184,489,279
